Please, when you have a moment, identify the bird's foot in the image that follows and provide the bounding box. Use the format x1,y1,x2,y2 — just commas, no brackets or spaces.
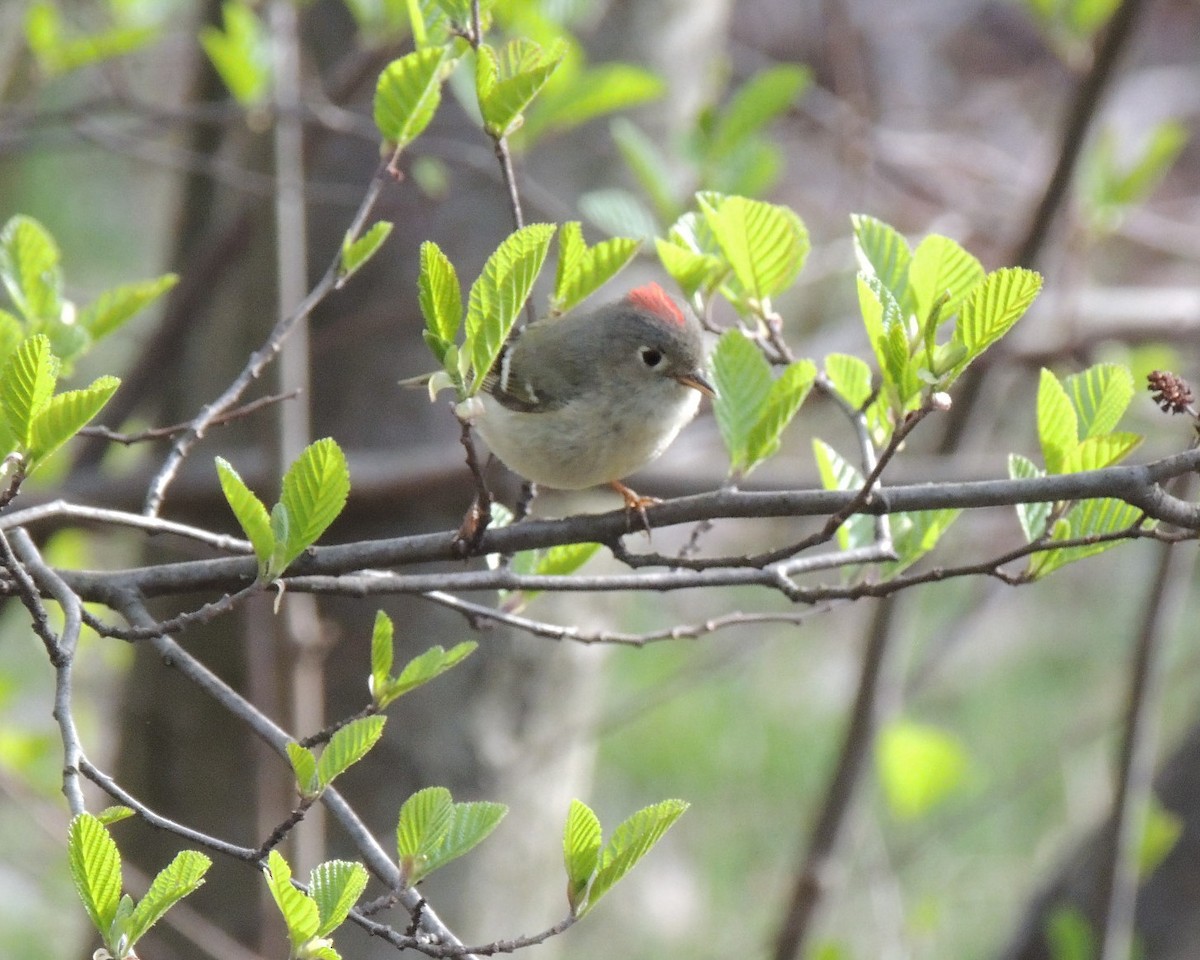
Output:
611,480,659,537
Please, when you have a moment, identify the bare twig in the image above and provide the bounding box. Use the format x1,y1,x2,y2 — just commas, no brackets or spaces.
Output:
77,391,300,446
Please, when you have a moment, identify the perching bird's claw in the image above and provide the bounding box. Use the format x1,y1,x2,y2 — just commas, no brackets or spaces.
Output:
611,480,659,538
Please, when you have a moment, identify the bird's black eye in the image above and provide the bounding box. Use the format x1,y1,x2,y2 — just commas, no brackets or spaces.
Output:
640,346,663,367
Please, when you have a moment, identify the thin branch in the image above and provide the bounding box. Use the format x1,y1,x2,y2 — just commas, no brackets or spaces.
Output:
81,584,260,642
77,391,300,446
141,159,398,518
0,500,254,553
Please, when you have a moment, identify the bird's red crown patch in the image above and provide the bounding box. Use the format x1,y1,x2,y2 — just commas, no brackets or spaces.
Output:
626,282,685,327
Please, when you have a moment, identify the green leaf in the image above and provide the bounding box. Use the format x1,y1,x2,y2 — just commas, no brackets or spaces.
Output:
417,241,463,364
611,118,678,221
523,63,665,145
876,720,969,819
377,641,477,708
123,850,210,948
851,214,912,312
535,542,601,576
1029,497,1143,578
812,440,875,551
263,850,320,949
743,359,816,474
199,2,270,105
464,223,556,392
1008,453,1050,542
374,47,450,148
582,799,688,916
1060,432,1142,473
1037,369,1079,474
78,275,178,340
698,194,809,306
214,457,274,577
310,860,368,937
563,799,601,915
0,215,63,324
956,267,1043,360
823,353,874,410
707,65,811,159
1138,796,1182,878
278,437,351,568
369,610,395,695
887,509,961,575
476,39,566,138
316,715,386,788
711,329,772,474
287,741,320,797
580,188,659,241
1063,363,1134,438
25,1,158,75
422,801,507,878
68,813,122,939
551,222,639,316
95,807,135,826
1045,906,1096,960
339,222,393,285
907,234,984,327
0,309,22,369
397,786,455,885
1,335,58,448
654,237,724,298
28,375,120,469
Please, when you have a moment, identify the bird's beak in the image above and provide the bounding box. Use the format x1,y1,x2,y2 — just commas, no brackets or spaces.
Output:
674,370,716,398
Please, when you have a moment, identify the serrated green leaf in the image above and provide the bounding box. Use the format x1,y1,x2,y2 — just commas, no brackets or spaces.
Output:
278,437,351,568
317,715,386,788
374,47,449,147
124,850,210,948
464,223,556,392
310,860,368,937
340,222,393,284
812,439,875,551
28,375,120,469
654,237,724,298
1060,432,1142,473
1063,363,1134,438
397,786,455,884
743,359,816,475
1037,369,1079,474
876,721,969,819
0,215,63,324
856,274,902,375
1008,453,1050,542
418,241,463,360
580,188,659,241
287,742,320,796
0,309,22,368
68,814,123,938
956,267,1042,359
698,194,809,306
1,335,58,447
1029,497,1142,578
476,39,566,138
421,801,507,879
522,63,664,145
907,234,984,326
214,457,274,576
711,329,773,474
369,610,394,695
611,118,678,221
582,799,687,917
377,640,478,708
851,214,912,312
887,508,961,575
95,807,135,826
263,850,320,949
824,353,873,410
563,799,602,914
535,542,601,576
25,1,158,75
200,2,270,105
708,65,811,160
551,222,640,315
78,275,178,340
